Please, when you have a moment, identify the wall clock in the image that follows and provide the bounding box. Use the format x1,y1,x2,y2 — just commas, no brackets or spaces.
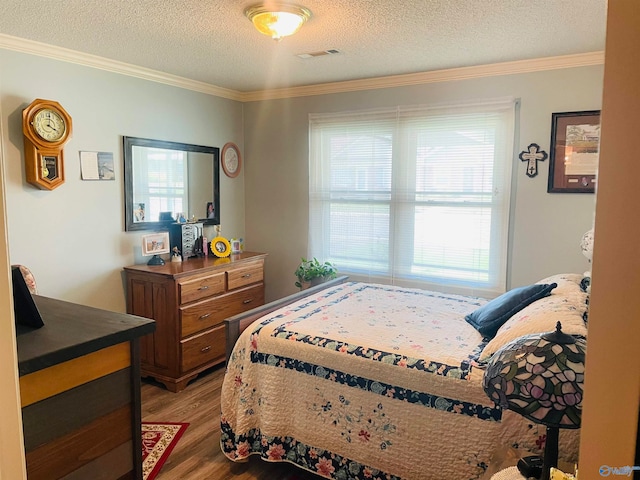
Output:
221,142,241,178
22,98,73,190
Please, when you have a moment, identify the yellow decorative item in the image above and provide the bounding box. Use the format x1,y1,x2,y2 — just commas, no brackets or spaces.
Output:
211,236,231,258
550,466,578,480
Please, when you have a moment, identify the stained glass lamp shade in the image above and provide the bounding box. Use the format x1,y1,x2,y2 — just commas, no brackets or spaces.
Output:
482,322,586,480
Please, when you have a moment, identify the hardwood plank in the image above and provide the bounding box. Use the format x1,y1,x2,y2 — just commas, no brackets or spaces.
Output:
26,405,133,480
20,342,131,407
142,366,321,480
22,368,131,451
59,441,133,480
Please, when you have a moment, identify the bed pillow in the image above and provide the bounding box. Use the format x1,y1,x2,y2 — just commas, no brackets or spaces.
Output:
465,283,557,338
479,289,589,362
535,273,585,296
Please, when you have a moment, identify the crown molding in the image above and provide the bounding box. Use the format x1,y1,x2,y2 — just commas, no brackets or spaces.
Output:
0,33,243,101
239,51,605,101
1,33,603,103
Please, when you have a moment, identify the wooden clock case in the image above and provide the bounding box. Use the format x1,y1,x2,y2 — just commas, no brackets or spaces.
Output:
22,99,73,191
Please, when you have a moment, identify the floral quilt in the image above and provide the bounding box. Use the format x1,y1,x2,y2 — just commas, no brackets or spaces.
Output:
220,282,579,480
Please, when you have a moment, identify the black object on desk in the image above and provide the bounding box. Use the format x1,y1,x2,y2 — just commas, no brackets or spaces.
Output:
517,456,543,479
11,266,44,329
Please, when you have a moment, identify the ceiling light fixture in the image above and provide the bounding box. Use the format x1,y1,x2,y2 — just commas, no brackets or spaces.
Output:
244,3,312,41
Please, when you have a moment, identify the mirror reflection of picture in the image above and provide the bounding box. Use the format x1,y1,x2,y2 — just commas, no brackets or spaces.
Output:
134,203,145,222
206,202,215,219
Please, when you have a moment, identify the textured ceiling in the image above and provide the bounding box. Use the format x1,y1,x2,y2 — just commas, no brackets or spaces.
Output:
0,0,607,93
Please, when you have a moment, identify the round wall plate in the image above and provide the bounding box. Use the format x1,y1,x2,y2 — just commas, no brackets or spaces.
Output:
221,142,241,178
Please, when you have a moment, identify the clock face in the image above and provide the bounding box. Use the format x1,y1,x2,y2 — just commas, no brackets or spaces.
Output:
32,108,66,142
224,149,238,172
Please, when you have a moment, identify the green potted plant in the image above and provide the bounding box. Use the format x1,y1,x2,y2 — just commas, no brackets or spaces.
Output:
294,257,337,289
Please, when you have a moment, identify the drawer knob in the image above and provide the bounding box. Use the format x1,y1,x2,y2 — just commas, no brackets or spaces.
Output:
198,285,209,291
201,345,212,353
199,313,211,320
242,299,254,305
241,273,252,278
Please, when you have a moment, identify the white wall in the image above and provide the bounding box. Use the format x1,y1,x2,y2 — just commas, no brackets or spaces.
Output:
0,49,245,312
243,66,604,301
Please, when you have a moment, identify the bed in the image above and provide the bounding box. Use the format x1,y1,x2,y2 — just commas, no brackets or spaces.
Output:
220,273,588,480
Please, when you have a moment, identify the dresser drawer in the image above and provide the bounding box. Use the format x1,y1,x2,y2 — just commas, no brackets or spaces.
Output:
227,261,264,290
180,325,225,372
180,298,224,338
178,272,226,304
180,284,264,338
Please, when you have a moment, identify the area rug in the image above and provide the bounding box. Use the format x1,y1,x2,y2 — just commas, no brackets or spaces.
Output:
142,422,189,480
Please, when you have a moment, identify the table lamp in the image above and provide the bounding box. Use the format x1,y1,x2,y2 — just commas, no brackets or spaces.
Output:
482,322,586,480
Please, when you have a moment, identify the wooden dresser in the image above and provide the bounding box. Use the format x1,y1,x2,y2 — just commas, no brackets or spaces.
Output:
17,295,155,480
124,252,266,392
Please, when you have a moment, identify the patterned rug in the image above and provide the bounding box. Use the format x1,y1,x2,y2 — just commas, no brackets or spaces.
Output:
142,422,189,480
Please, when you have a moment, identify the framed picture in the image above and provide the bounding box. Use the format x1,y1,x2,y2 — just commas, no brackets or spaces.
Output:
548,110,601,193
210,236,231,258
141,232,170,256
230,238,242,254
206,201,215,219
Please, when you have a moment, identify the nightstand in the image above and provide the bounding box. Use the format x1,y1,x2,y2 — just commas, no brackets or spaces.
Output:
490,466,526,480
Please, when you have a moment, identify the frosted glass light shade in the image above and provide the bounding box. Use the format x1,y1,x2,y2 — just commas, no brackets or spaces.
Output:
245,3,312,40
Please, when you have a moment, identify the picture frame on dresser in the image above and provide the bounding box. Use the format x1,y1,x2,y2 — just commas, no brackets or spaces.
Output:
141,232,170,256
548,110,600,193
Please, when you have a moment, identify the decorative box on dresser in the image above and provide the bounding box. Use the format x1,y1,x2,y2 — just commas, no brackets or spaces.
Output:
124,252,267,392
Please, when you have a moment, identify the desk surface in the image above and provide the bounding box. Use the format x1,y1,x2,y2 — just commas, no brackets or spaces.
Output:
16,295,155,376
123,251,266,278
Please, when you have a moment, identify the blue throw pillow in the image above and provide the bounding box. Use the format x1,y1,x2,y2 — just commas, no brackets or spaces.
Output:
465,283,557,338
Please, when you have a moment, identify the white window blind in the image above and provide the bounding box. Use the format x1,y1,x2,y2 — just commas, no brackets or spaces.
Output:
133,147,188,222
309,99,515,296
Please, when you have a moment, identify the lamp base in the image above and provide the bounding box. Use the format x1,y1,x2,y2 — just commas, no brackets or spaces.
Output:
147,254,165,266
541,426,560,480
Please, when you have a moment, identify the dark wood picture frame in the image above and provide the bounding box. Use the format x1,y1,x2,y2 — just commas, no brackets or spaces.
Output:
548,110,601,193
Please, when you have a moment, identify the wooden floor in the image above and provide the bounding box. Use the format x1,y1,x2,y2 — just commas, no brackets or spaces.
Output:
141,365,321,480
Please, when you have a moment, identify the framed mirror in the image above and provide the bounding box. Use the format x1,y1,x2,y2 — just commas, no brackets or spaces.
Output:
123,136,220,232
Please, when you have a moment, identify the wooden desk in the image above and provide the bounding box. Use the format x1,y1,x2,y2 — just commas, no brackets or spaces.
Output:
16,295,155,480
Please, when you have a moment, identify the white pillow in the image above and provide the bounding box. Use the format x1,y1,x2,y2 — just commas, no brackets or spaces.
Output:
535,273,585,296
479,278,588,361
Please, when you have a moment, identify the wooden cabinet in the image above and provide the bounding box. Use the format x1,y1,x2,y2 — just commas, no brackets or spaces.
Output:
17,295,155,480
124,252,266,392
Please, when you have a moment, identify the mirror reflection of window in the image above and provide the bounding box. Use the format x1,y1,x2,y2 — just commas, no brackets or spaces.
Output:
132,147,188,222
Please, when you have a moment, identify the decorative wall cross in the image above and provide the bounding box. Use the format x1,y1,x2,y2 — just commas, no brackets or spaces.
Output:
519,143,548,178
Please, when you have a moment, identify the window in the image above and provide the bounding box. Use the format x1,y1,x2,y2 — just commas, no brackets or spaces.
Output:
309,99,516,296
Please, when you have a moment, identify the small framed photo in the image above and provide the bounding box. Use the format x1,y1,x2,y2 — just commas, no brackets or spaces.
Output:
230,238,242,254
210,236,231,258
206,202,215,219
548,110,601,193
141,232,170,256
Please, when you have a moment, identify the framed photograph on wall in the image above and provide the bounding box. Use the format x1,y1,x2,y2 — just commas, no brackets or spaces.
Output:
548,110,601,193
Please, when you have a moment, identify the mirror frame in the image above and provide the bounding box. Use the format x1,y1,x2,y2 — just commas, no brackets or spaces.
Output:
123,136,220,232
